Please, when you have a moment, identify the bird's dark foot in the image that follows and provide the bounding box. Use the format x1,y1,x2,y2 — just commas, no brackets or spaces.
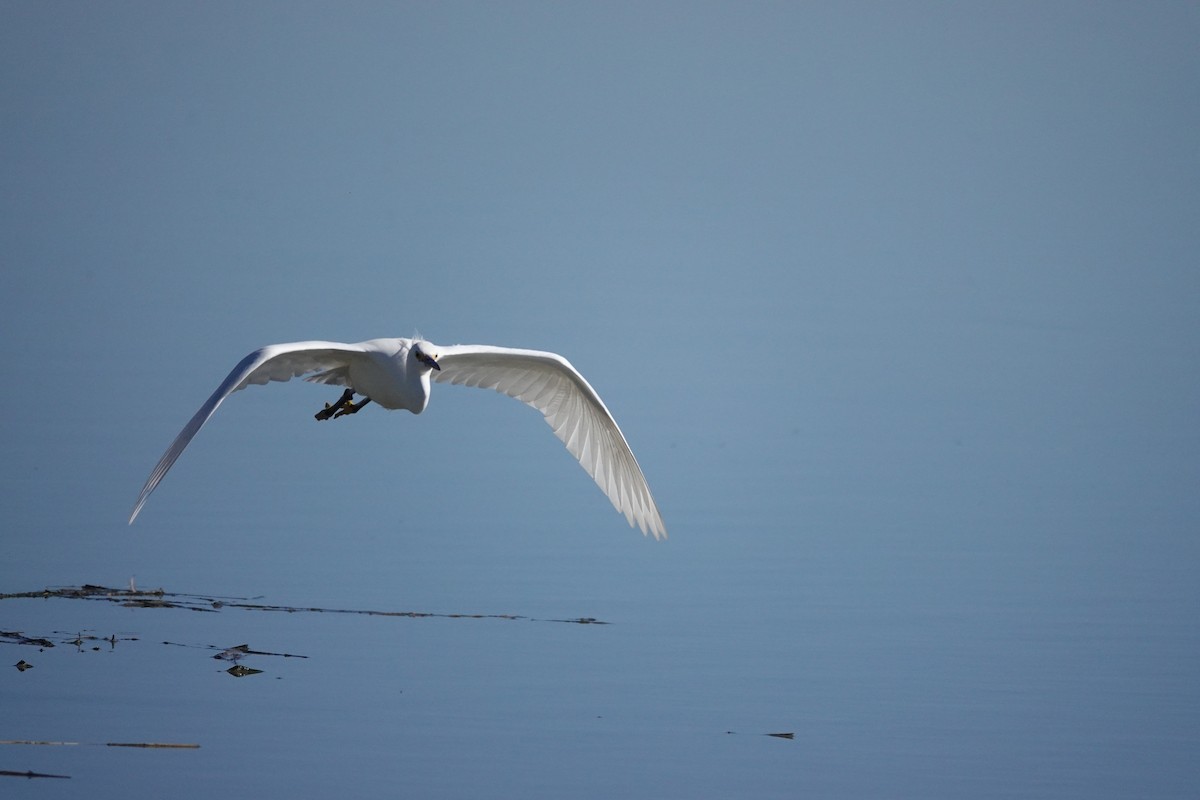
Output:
333,398,372,418
315,388,356,421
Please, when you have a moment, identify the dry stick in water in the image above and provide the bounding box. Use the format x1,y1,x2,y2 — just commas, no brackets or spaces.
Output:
0,740,200,749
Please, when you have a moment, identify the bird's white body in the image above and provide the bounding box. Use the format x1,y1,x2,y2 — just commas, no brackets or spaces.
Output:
308,338,433,412
129,337,666,539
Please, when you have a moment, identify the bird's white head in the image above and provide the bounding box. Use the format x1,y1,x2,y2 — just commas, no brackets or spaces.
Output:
410,340,441,372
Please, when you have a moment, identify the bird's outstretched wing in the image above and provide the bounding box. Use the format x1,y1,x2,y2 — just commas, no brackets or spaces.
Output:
129,341,367,524
433,345,666,539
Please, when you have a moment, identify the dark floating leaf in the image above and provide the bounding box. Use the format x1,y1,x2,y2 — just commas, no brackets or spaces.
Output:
226,665,263,678
724,731,796,740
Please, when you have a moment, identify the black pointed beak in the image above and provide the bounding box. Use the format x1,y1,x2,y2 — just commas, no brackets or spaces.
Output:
415,349,441,371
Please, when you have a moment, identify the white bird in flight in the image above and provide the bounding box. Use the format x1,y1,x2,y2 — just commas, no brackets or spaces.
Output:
129,338,666,539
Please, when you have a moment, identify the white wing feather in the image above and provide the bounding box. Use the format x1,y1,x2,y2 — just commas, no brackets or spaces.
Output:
434,345,667,539
128,340,367,523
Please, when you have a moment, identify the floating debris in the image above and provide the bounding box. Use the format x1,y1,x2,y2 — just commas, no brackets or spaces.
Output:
13,660,33,672
4,629,135,652
1,739,198,749
2,585,610,676
0,769,71,779
226,665,263,678
60,631,138,652
157,640,309,662
215,644,250,662
1,584,608,624
213,643,308,661
1,631,56,648
724,730,796,740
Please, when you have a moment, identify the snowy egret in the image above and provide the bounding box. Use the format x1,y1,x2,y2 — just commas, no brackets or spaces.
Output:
129,338,666,538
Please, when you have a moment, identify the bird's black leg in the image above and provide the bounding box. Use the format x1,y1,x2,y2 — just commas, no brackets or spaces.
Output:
315,388,356,421
333,397,372,418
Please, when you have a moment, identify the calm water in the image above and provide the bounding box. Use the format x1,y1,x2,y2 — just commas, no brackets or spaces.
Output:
3,316,1197,798
4,488,1197,798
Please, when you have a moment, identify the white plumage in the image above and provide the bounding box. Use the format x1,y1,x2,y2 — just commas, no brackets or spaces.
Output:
129,337,666,539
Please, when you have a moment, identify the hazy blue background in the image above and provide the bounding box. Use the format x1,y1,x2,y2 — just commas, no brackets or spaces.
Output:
3,2,1198,797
